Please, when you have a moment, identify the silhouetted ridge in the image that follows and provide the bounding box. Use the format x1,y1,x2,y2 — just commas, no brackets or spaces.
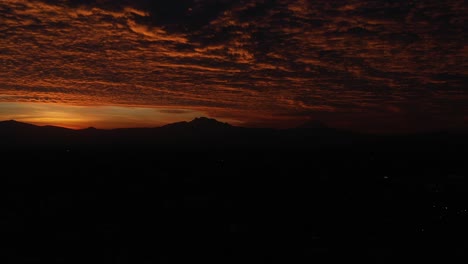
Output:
0,120,72,132
189,117,231,128
1,119,466,151
0,119,37,129
81,126,98,131
160,117,231,131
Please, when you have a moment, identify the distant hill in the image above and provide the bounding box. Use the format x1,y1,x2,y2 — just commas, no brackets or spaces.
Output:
0,120,72,132
0,120,75,145
0,117,466,151
159,117,232,134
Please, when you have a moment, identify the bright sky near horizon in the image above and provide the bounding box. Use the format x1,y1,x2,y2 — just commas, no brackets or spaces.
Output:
1,0,466,132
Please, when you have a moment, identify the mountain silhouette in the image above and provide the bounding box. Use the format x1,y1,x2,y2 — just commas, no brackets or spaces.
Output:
190,117,231,127
0,119,72,142
1,118,467,264
0,120,72,132
0,117,332,149
81,126,98,131
1,117,467,151
0,119,38,130
161,117,231,131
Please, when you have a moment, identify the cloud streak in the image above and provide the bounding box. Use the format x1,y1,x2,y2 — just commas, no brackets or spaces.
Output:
0,0,466,131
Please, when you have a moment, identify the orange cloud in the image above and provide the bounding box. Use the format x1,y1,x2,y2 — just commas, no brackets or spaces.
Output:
0,0,466,131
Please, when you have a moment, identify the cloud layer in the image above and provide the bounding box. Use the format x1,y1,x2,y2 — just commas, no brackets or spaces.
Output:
0,0,466,131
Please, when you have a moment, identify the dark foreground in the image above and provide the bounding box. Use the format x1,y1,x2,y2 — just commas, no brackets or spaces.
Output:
1,144,467,263
0,120,467,263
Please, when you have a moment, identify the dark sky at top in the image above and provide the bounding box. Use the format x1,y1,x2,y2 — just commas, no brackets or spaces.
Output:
0,0,466,131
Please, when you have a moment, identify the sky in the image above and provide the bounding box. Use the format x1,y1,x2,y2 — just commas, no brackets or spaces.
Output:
0,0,466,132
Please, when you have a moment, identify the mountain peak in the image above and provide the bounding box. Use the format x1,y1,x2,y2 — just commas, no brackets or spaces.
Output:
0,119,36,128
1,119,19,124
190,117,228,125
160,117,231,131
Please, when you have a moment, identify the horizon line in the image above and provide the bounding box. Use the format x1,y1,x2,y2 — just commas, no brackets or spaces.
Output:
2,118,466,136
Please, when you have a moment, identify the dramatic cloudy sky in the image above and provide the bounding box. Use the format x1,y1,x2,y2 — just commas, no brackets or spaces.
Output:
0,0,466,131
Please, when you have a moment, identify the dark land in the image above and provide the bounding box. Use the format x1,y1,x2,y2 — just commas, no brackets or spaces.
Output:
1,118,467,263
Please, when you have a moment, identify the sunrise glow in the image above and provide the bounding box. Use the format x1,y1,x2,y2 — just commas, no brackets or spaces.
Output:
0,0,466,132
